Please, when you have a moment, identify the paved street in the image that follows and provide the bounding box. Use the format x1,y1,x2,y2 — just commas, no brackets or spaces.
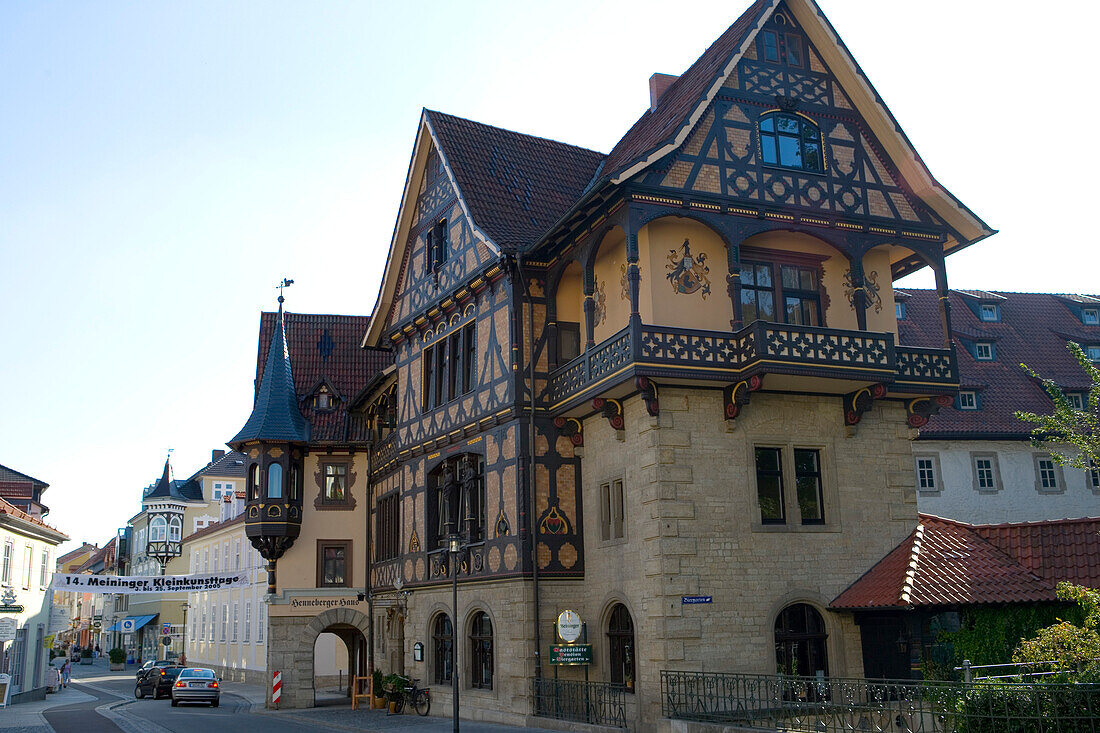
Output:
3,659,560,733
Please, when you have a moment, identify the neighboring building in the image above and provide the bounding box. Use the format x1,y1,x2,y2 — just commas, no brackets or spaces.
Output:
228,310,389,698
183,494,268,683
0,495,68,703
233,0,995,726
901,290,1100,523
121,450,246,662
69,538,121,651
52,542,98,650
832,514,1100,679
0,463,51,518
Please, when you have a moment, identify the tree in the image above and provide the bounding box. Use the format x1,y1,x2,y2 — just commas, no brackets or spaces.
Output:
1015,341,1100,470
1012,582,1100,682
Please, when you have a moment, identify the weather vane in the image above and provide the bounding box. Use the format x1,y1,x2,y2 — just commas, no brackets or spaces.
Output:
277,278,294,304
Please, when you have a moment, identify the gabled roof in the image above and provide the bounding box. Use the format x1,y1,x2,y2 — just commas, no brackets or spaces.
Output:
196,450,248,479
831,514,1100,610
0,463,49,489
231,307,311,445
0,496,68,543
253,311,390,442
427,111,605,252
900,290,1100,439
598,0,993,249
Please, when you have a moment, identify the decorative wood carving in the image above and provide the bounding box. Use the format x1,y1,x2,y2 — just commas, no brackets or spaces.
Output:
906,394,954,428
843,383,887,426
635,376,659,417
723,375,763,420
592,397,625,430
552,416,583,447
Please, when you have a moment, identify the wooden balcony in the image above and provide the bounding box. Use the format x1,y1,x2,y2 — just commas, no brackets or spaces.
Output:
545,321,957,414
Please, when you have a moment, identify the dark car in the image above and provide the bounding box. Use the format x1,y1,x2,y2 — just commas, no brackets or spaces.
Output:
135,666,183,699
136,659,177,679
170,667,221,707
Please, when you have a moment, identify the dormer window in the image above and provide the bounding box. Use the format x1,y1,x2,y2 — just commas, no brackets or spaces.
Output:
1068,392,1085,410
1083,308,1099,325
979,304,1000,322
1088,345,1100,362
315,385,337,411
958,391,978,410
895,302,906,320
974,342,994,361
759,113,823,173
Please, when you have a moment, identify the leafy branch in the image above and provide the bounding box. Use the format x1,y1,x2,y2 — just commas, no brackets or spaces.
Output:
1015,341,1100,470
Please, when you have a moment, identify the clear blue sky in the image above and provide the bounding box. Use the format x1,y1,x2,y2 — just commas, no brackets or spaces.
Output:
2,1,1097,552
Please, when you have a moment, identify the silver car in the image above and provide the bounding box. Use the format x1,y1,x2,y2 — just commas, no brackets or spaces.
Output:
170,667,221,707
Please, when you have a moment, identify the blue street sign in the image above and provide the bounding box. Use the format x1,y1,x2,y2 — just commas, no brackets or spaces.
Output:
681,595,713,605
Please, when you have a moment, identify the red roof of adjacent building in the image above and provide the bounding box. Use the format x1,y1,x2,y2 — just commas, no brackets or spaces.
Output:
900,290,1100,439
831,514,1100,610
0,496,69,541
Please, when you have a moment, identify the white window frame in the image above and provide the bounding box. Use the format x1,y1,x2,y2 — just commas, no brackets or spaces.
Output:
203,547,209,573
213,547,219,572
979,304,999,321
1069,393,1085,410
1033,454,1064,493
234,540,241,570
1088,345,1100,362
39,549,49,588
168,516,182,542
232,602,239,642
914,454,941,494
895,302,906,320
1083,308,1099,325
974,343,993,360
201,607,208,642
244,601,252,643
257,602,265,643
23,544,33,589
1,541,12,585
958,391,978,410
221,605,228,642
971,452,1002,493
150,516,167,543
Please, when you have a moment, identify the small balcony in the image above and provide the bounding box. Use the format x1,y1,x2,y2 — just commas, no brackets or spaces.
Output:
545,321,957,414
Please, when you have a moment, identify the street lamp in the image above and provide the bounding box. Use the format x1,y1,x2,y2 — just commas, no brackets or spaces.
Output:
443,456,477,733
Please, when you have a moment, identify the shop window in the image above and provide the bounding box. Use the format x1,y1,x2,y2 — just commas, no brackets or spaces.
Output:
432,613,453,685
469,612,493,689
607,604,635,691
317,540,351,588
775,603,828,677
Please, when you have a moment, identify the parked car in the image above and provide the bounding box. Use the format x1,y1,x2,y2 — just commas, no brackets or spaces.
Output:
170,667,221,707
136,659,177,679
135,665,184,699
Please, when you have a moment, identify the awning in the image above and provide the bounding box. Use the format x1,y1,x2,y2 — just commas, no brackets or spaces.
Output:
119,614,158,633
104,620,122,632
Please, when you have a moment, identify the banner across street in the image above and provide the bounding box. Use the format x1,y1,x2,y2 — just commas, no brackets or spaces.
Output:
51,571,251,594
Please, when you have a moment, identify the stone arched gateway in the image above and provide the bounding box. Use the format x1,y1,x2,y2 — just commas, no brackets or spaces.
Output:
267,606,371,709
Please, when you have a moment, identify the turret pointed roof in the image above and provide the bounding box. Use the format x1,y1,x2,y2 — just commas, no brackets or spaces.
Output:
143,458,174,499
230,304,311,445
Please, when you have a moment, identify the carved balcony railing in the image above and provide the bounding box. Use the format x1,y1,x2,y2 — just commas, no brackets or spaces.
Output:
545,321,956,410
370,435,398,479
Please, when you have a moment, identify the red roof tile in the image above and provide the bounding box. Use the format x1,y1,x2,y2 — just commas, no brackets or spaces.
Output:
426,111,605,250
255,312,392,443
0,496,69,540
831,514,1100,609
901,290,1100,438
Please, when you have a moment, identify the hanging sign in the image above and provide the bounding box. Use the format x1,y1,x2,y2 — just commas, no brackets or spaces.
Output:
0,618,16,642
51,572,250,594
549,644,593,666
0,590,22,614
49,607,70,633
556,609,583,643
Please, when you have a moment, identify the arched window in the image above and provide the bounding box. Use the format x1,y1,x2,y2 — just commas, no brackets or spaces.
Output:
267,463,283,499
607,604,635,691
759,113,823,172
248,464,260,501
469,612,493,689
775,603,828,677
149,516,167,543
432,614,453,685
168,516,182,542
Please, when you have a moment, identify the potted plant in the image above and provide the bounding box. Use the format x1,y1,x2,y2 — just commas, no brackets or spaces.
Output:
80,648,94,665
371,669,386,709
382,672,408,714
108,647,126,671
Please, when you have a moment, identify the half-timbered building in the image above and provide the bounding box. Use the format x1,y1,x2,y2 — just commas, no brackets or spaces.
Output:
247,0,994,726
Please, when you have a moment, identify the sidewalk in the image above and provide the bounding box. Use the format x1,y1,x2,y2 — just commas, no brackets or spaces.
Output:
0,681,95,732
259,705,564,733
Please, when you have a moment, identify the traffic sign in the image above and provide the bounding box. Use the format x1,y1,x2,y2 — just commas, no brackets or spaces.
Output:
121,619,135,633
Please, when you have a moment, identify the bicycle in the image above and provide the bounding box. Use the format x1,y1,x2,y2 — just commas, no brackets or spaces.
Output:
389,676,431,716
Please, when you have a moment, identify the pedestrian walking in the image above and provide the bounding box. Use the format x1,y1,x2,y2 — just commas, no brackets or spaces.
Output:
61,658,71,687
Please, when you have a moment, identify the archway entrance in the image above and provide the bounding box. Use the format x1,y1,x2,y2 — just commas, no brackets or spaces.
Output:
269,606,371,708
313,627,364,706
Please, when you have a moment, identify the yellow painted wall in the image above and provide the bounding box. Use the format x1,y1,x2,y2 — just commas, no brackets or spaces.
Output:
591,228,629,344
641,217,732,332
555,261,583,325
862,246,898,336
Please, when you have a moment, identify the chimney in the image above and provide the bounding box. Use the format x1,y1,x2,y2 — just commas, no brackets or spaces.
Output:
649,73,679,111
211,449,225,463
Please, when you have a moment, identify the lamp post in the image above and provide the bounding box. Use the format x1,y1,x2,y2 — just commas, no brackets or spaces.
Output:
447,533,463,733
444,456,476,733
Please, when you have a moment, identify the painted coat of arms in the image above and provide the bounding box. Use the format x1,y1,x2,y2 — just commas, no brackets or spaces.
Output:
666,239,711,299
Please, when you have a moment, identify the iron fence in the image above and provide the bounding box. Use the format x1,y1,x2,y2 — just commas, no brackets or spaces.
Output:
533,676,630,728
660,670,1100,732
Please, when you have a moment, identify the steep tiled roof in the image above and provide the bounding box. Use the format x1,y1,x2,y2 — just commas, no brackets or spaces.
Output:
426,110,605,250
831,515,1100,609
252,312,391,443
900,290,1100,438
0,496,69,541
144,459,204,502
600,0,771,180
231,309,311,445
0,463,49,488
196,450,248,479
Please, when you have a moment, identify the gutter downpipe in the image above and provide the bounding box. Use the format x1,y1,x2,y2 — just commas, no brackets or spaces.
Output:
515,252,543,683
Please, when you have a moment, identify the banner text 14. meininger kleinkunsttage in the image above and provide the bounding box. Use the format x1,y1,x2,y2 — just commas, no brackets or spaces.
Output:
50,572,250,594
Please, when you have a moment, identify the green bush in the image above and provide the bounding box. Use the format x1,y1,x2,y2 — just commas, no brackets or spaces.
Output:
956,680,1100,733
108,647,126,664
80,648,93,658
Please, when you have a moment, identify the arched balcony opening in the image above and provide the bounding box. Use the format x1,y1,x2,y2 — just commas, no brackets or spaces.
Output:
639,216,732,332
554,260,583,365
588,227,629,345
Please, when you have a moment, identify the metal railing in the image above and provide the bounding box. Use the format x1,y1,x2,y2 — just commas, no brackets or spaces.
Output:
957,657,1100,682
533,677,630,729
661,670,1100,732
